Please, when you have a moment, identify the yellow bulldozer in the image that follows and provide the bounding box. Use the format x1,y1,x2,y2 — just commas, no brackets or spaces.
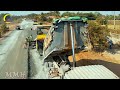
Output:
31,25,51,53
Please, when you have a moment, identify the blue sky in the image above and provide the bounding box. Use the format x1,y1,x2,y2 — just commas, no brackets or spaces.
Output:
0,11,120,16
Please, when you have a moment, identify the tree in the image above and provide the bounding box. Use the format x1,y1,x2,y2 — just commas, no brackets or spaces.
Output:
94,12,102,18
26,13,38,20
47,18,53,22
47,11,60,18
54,11,60,17
34,15,40,21
96,16,108,25
106,15,114,20
88,21,110,52
61,11,76,17
40,14,47,21
86,12,96,20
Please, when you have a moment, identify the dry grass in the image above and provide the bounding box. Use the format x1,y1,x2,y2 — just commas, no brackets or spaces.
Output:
107,20,120,34
8,23,18,30
108,20,120,25
107,20,120,33
0,23,18,30
108,25,120,30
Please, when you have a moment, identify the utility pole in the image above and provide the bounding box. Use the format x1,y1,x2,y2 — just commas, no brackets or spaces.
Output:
114,11,116,29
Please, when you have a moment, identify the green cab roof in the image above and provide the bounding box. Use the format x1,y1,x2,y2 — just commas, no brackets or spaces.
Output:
53,16,88,24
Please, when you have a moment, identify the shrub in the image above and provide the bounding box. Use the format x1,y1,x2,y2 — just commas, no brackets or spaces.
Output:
88,21,110,52
47,18,53,23
0,23,9,37
96,17,108,25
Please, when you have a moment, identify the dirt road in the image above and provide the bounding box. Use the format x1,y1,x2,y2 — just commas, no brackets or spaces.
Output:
0,20,33,79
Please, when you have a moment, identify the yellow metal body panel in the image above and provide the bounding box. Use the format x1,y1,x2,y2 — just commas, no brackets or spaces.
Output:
33,22,39,25
36,34,46,41
35,34,46,50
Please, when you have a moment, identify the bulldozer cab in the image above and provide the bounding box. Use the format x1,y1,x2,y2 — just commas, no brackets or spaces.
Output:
36,25,51,35
35,25,51,52
37,27,43,35
36,25,51,40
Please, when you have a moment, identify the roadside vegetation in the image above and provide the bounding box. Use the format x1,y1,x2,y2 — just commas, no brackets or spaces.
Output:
88,20,110,52
0,11,120,51
0,23,9,38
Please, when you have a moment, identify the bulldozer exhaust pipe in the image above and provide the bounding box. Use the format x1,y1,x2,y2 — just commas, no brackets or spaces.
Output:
70,23,76,68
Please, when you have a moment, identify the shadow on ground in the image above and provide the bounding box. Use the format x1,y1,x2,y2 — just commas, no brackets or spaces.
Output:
105,44,120,54
106,48,120,54
71,59,120,78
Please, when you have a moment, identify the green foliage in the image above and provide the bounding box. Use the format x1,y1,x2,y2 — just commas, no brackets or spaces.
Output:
46,11,60,17
96,17,108,25
61,12,76,17
40,15,47,21
88,21,110,52
47,18,53,22
61,12,97,20
106,14,120,20
94,12,102,17
1,12,120,24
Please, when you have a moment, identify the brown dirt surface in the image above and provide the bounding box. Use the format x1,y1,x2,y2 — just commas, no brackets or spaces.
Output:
68,51,120,63
43,22,52,26
0,23,18,41
8,23,18,30
68,50,120,77
68,51,120,66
